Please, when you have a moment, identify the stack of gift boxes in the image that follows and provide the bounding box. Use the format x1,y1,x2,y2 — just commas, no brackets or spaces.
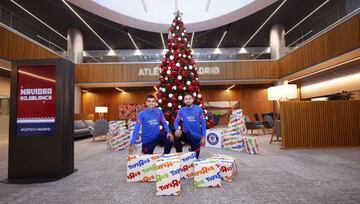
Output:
219,109,260,154
107,121,130,151
127,153,237,196
227,109,246,133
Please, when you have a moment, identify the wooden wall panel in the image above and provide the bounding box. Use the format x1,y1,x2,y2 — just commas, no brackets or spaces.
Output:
82,88,273,122
279,14,360,77
75,61,279,83
0,27,59,60
280,101,360,149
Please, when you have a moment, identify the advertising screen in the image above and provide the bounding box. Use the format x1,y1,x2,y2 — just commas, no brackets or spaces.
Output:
16,66,56,137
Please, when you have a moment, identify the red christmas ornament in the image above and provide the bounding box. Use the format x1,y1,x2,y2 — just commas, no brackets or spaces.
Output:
190,86,196,93
181,71,188,78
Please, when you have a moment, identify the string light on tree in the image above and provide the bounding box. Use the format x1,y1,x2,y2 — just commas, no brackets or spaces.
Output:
155,10,214,130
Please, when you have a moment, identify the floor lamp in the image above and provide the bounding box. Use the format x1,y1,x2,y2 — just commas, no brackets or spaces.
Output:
267,84,297,144
95,106,108,119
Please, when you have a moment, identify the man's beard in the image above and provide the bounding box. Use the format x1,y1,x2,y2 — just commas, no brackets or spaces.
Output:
186,103,192,107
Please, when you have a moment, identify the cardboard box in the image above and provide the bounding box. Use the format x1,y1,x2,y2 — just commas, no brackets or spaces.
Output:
211,154,237,182
222,136,245,152
155,158,181,196
244,137,260,155
108,121,129,151
205,129,222,148
127,154,160,182
193,159,221,188
163,152,197,179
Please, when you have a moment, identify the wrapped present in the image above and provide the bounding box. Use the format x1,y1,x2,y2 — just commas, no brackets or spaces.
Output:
222,136,245,152
244,137,260,155
155,157,181,196
222,130,241,137
193,159,221,188
227,109,246,133
127,154,160,182
108,121,129,151
205,129,222,148
210,154,237,182
163,152,197,179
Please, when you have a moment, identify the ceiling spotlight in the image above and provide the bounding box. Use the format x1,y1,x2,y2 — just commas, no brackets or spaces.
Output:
107,49,116,56
214,48,222,54
134,49,142,56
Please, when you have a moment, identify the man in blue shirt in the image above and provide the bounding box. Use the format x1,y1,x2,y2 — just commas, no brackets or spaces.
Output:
129,95,174,154
174,93,206,159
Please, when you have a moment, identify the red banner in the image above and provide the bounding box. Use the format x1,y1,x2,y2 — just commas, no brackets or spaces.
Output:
16,66,56,137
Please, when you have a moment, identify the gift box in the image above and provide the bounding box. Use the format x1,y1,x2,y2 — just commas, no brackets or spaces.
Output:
244,137,260,154
163,152,197,179
193,159,221,188
222,136,245,152
108,121,129,151
210,154,237,182
127,154,160,182
205,129,222,148
155,157,181,196
222,130,241,137
227,109,246,133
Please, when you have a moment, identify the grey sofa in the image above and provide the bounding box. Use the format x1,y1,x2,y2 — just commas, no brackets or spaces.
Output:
74,120,95,139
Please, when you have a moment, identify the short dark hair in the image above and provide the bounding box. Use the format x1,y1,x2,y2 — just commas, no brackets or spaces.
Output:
184,93,193,97
146,95,156,99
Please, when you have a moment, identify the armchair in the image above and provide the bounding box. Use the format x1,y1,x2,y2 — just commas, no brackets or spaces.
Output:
90,119,109,142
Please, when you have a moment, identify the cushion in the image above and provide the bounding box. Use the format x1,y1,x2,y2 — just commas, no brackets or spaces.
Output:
83,120,95,127
74,120,86,129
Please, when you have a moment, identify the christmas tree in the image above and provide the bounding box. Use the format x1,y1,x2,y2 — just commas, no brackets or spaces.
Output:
156,11,214,130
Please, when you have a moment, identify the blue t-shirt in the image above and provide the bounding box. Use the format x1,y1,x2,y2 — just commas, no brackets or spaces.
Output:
130,108,171,145
174,104,206,139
